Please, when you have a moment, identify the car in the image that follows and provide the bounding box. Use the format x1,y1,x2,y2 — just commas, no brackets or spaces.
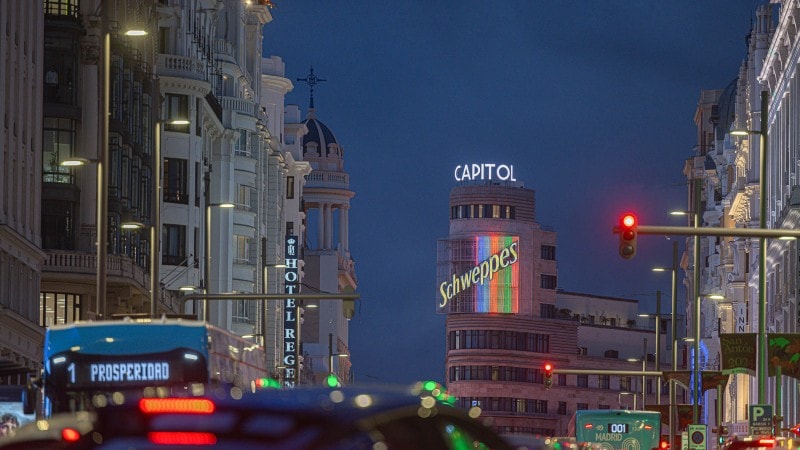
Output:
0,382,515,449
721,436,784,450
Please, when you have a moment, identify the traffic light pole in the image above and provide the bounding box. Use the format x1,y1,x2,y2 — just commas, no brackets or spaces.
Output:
630,226,800,239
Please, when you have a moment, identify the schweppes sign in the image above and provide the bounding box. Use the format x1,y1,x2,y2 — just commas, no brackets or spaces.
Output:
436,236,520,314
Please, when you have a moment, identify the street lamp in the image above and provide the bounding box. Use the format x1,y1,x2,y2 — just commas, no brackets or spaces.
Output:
627,342,647,410
204,201,234,321
638,292,662,403
653,240,679,450
328,332,349,383
731,89,769,404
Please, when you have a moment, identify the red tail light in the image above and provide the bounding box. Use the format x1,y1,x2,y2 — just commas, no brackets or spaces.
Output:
584,423,593,429
61,428,81,442
757,438,775,447
148,431,217,445
138,398,215,414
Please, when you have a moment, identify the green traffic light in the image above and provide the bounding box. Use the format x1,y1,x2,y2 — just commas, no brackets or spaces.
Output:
326,373,340,388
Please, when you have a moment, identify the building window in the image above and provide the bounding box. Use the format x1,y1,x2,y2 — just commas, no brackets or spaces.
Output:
162,224,186,265
557,401,567,415
40,292,81,326
599,375,610,390
540,303,556,318
577,403,588,411
43,118,76,183
577,374,588,388
558,374,566,386
41,199,76,250
286,176,295,199
236,185,251,210
541,245,556,261
164,158,188,203
599,404,611,410
235,130,249,156
620,377,632,391
233,235,250,264
164,94,190,132
604,350,619,359
541,274,557,290
577,347,588,356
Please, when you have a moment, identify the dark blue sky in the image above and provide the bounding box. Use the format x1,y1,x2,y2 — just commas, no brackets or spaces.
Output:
263,1,768,385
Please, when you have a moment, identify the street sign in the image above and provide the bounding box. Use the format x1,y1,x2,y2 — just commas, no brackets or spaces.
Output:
688,424,706,450
749,404,773,436
682,432,688,450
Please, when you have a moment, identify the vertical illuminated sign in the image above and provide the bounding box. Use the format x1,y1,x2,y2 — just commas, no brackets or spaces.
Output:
283,236,299,387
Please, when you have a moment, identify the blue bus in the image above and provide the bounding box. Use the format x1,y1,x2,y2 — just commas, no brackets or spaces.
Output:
568,409,662,450
26,319,269,416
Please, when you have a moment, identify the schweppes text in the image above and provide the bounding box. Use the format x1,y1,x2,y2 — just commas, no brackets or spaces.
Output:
439,242,519,307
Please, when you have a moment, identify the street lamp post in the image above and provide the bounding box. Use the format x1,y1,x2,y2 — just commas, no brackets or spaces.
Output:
653,240,679,450
731,90,769,403
203,192,234,321
97,11,111,320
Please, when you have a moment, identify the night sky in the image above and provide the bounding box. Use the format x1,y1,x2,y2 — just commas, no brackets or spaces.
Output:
262,1,769,385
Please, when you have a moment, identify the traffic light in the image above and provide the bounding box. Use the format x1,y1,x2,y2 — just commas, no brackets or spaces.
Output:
543,363,553,389
660,438,670,449
618,213,638,260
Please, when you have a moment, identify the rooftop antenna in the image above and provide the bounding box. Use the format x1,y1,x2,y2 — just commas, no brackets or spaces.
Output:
296,66,326,109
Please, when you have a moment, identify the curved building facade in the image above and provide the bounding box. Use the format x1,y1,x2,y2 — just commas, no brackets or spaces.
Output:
439,172,561,435
439,169,670,438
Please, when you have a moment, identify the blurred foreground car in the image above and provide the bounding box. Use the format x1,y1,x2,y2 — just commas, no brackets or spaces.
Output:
721,436,788,450
0,412,95,449
0,383,514,450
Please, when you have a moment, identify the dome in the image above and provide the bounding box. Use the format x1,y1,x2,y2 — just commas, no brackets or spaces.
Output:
301,108,340,158
713,77,738,139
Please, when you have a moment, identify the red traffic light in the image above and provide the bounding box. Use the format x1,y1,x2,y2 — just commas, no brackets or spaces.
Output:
543,362,553,389
618,212,638,260
544,363,552,373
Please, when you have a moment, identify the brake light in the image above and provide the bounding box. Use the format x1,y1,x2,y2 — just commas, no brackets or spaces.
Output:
584,423,593,429
644,425,653,430
61,428,81,442
757,438,775,447
148,431,217,445
138,398,215,414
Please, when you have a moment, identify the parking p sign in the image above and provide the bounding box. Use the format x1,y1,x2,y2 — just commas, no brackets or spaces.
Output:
749,404,773,436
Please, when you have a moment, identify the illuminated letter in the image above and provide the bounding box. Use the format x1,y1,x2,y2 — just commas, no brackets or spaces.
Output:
484,163,496,179
471,164,481,180
471,266,481,284
454,165,463,181
439,282,449,307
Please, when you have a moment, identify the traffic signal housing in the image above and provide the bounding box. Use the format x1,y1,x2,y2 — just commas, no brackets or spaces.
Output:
618,213,638,260
543,363,553,389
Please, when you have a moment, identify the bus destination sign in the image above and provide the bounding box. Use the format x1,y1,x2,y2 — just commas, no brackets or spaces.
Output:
51,358,178,387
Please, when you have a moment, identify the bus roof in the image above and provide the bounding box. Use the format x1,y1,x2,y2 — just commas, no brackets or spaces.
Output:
45,319,210,358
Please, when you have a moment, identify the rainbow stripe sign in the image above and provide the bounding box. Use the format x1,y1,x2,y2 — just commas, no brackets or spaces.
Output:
436,235,519,314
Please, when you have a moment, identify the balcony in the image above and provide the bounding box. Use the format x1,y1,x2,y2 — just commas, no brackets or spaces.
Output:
219,96,257,117
43,250,149,293
305,171,350,189
157,54,207,82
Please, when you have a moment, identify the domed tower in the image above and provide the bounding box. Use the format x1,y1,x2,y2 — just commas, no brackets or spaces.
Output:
295,68,357,385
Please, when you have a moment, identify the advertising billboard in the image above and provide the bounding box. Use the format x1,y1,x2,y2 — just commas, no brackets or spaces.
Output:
0,386,34,439
436,235,519,314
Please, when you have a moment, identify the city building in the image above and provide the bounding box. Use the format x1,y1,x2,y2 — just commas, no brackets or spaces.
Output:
439,169,673,438
0,0,45,384
687,2,800,437
287,88,358,384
